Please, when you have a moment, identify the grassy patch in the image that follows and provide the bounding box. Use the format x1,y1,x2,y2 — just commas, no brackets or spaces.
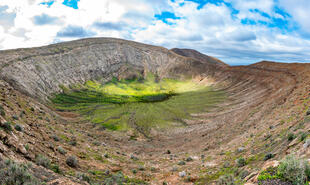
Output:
51,75,226,135
197,166,242,184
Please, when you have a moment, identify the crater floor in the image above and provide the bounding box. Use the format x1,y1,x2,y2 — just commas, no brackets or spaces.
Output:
51,75,226,136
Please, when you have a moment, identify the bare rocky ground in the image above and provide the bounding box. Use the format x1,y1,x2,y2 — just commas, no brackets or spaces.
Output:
0,38,310,184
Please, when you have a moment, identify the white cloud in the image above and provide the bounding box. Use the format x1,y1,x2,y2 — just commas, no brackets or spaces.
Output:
278,0,310,35
0,0,310,64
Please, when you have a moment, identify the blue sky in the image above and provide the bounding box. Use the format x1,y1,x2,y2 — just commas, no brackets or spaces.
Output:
0,0,310,65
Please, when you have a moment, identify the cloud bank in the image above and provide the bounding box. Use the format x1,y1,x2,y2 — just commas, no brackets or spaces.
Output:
0,0,310,64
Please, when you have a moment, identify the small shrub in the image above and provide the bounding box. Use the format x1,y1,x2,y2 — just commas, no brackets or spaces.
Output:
138,166,145,171
0,159,41,185
130,154,138,161
216,174,235,185
132,169,137,174
103,171,126,184
223,161,231,168
178,161,186,165
264,153,275,161
303,139,310,148
2,122,12,132
0,105,5,116
239,170,250,179
35,154,50,168
57,146,66,155
14,124,23,132
236,147,245,153
150,167,156,172
52,135,60,141
66,156,78,168
12,115,18,120
77,172,91,183
50,164,61,174
69,138,77,146
277,155,309,185
257,167,279,181
300,132,308,142
236,157,246,167
92,141,101,146
25,144,29,151
186,157,193,162
287,132,295,141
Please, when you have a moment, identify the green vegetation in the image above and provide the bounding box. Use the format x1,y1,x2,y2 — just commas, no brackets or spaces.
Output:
300,131,308,142
1,122,12,132
257,167,280,182
57,146,66,155
14,124,23,132
287,132,296,141
86,170,147,184
66,156,78,168
103,171,147,185
51,75,225,135
236,157,246,167
35,154,51,168
258,155,310,185
216,174,239,185
0,159,41,185
197,166,243,185
0,105,5,116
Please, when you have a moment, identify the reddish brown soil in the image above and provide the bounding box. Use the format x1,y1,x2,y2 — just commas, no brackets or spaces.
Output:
1,54,310,184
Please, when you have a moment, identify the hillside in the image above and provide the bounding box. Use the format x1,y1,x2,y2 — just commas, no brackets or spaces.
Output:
0,38,309,185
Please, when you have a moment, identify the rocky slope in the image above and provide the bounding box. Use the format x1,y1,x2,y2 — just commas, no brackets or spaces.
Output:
0,38,309,185
0,38,219,101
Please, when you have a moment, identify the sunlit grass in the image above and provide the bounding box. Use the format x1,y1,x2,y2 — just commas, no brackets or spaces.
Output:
51,75,226,135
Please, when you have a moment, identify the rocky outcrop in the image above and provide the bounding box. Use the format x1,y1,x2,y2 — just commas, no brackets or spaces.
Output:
0,38,218,101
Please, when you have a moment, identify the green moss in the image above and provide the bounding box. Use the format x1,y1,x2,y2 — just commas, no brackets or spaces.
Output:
51,75,226,135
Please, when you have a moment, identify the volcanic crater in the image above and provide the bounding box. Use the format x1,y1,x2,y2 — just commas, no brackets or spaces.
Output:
0,38,309,184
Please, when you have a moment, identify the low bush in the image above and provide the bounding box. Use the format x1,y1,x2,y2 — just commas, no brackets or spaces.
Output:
66,156,78,168
263,153,275,161
287,133,295,141
0,159,41,185
0,105,5,116
12,115,18,120
258,155,310,185
35,154,50,168
52,135,60,142
69,138,77,146
277,155,309,185
257,167,280,181
103,172,126,184
14,124,23,132
77,172,91,183
2,122,12,132
236,157,246,167
300,132,308,142
239,170,250,179
50,164,61,174
216,174,236,185
57,146,66,155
